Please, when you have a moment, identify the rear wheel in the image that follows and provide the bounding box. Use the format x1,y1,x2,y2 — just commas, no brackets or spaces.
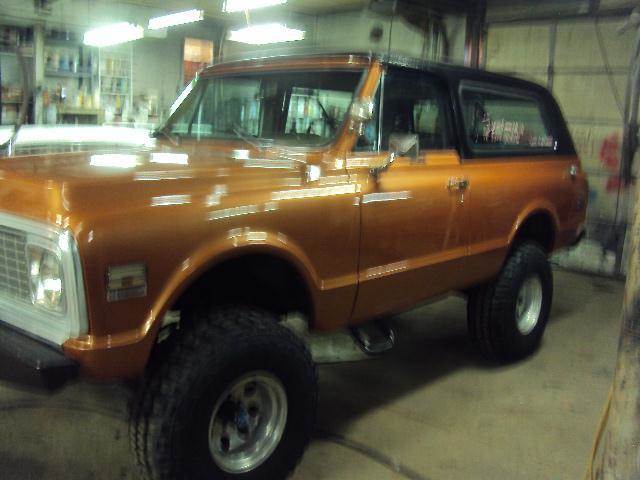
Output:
130,306,317,480
467,241,553,362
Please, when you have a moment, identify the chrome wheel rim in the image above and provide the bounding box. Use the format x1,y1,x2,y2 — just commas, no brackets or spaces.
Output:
515,275,543,335
208,371,288,474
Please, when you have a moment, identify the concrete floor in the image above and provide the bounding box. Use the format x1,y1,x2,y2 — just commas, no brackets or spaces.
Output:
0,270,622,480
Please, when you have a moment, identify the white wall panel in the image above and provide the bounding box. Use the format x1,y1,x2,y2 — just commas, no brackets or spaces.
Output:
485,24,550,70
555,20,634,69
554,73,626,122
485,11,634,275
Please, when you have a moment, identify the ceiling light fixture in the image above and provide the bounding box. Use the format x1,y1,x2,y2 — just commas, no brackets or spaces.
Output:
83,22,144,47
228,23,305,45
223,0,287,13
148,9,204,30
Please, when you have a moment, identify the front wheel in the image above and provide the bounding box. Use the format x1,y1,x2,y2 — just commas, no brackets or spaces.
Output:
467,241,553,362
130,306,318,480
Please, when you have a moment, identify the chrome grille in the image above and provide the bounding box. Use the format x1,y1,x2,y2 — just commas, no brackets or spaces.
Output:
0,226,30,303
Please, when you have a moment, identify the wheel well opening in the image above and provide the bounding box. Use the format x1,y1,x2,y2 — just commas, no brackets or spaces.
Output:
513,213,556,253
172,254,313,322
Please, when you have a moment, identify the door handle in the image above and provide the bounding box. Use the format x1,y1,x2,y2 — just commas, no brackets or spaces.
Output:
447,178,469,191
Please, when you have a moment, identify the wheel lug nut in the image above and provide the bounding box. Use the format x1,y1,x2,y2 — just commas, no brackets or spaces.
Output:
248,406,259,417
244,383,257,397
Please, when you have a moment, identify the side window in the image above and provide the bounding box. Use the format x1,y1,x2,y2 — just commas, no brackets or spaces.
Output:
381,68,450,151
460,85,556,153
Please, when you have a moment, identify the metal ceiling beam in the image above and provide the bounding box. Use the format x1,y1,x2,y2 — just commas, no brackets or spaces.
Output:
465,0,486,68
487,6,634,24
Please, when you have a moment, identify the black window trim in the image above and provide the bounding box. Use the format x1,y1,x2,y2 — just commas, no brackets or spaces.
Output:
457,80,560,159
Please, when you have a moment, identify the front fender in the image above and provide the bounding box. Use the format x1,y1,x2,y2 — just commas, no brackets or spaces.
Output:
63,229,320,380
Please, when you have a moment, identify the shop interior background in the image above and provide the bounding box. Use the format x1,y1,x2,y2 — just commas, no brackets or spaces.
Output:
0,0,637,278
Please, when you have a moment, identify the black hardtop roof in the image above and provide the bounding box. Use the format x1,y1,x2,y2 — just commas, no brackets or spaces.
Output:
208,50,548,95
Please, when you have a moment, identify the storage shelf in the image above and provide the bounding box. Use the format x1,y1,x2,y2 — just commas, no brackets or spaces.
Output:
101,74,130,79
44,38,81,47
45,69,93,79
58,107,101,116
0,48,34,58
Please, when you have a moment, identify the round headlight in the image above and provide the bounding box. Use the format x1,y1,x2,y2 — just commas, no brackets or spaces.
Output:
27,246,65,313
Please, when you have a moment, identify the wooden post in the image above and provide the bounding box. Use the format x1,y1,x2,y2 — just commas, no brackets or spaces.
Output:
595,184,640,478
464,0,487,68
33,24,44,125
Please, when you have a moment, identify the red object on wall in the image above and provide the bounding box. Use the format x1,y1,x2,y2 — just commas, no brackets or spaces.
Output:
183,38,214,85
600,133,620,171
599,132,626,193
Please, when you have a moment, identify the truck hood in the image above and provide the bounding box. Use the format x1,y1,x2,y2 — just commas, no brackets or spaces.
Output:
0,135,311,228
0,125,155,155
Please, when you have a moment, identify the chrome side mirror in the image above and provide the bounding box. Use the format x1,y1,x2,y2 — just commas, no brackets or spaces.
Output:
371,133,420,178
349,97,375,135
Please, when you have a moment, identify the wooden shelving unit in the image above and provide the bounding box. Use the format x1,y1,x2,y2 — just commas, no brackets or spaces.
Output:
42,30,99,125
0,27,34,125
98,46,133,124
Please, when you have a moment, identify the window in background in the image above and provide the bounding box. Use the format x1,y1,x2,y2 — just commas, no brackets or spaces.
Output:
183,38,213,85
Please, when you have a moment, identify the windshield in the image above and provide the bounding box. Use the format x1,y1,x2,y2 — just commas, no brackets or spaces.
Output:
163,68,364,147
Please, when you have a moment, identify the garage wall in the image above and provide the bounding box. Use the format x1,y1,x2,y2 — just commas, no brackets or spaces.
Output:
132,21,222,118
484,4,636,275
221,10,467,64
1,1,225,121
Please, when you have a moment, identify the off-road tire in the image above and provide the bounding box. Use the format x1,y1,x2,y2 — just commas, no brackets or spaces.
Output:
467,241,553,362
130,306,318,480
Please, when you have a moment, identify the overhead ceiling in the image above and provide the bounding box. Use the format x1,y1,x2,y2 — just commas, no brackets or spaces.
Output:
0,0,473,28
108,0,369,17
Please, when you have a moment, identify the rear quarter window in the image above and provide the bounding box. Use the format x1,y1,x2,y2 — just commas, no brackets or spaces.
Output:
460,83,557,156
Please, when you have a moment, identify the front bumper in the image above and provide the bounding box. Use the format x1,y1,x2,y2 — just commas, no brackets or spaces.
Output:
0,321,78,390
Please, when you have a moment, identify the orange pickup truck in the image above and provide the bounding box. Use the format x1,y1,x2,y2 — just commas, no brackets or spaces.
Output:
0,52,586,479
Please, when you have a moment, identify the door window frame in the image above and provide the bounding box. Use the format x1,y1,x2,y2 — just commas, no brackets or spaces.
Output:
373,66,457,155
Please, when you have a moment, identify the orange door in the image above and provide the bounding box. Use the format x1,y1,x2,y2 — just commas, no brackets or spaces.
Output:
348,66,470,323
348,150,468,322
457,81,583,285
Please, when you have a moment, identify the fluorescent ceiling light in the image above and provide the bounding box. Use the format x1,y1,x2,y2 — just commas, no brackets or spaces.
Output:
84,22,143,47
228,23,305,45
148,9,204,30
223,0,286,13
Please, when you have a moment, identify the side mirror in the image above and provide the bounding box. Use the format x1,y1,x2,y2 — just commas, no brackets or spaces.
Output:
349,98,375,135
371,133,420,178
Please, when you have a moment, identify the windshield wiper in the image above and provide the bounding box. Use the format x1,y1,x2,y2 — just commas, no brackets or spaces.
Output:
151,127,181,147
315,98,337,130
232,124,273,150
231,124,308,166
